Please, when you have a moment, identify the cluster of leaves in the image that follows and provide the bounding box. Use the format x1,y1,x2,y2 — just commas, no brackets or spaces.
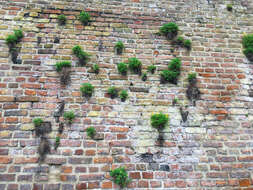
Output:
150,113,169,130
63,111,76,123
58,14,67,25
114,41,125,54
110,167,130,188
55,61,71,72
33,118,43,127
159,22,179,40
227,4,233,11
86,127,96,138
187,72,197,84
160,58,181,84
107,86,118,99
242,34,253,61
79,11,91,26
128,57,142,74
117,62,128,75
119,90,128,102
5,29,24,47
147,65,156,74
80,83,94,97
141,72,147,81
93,64,99,74
175,36,192,50
54,136,60,150
72,45,91,65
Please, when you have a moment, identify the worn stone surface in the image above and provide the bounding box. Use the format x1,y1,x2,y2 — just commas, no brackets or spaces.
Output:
0,0,253,189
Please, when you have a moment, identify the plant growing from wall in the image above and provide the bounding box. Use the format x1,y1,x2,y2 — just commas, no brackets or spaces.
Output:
80,83,94,97
160,58,181,84
93,64,99,74
107,86,118,99
147,64,156,74
33,118,52,137
227,4,232,11
159,22,179,40
117,62,128,75
119,90,128,102
64,111,76,124
33,118,43,127
114,41,124,55
110,167,130,188
183,39,192,50
55,61,72,85
86,127,96,138
5,29,24,64
128,57,142,74
79,11,91,26
242,34,253,62
172,98,179,106
58,14,67,25
141,72,147,81
54,136,60,150
174,36,192,50
186,73,200,106
151,113,169,146
72,45,91,65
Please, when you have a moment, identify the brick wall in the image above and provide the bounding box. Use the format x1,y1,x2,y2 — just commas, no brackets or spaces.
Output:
0,0,253,189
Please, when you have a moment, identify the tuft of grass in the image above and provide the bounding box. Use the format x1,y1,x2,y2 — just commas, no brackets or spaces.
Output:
72,45,91,65
86,127,96,138
63,111,76,123
183,39,192,50
93,64,99,74
159,22,179,39
114,41,124,54
79,11,91,25
147,65,156,74
187,73,197,83
128,58,142,74
150,113,169,130
80,83,94,97
33,118,43,127
227,4,232,11
107,86,118,99
117,62,128,75
141,72,147,81
110,167,130,188
58,14,67,25
119,90,128,102
55,61,71,72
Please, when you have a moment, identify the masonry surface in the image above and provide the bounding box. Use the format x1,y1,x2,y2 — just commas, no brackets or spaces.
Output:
0,0,253,189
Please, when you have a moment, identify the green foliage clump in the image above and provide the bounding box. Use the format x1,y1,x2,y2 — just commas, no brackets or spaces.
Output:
93,64,99,74
242,34,253,61
33,118,43,127
159,22,179,40
117,62,128,75
141,72,147,81
147,65,156,74
110,167,130,188
183,39,192,50
160,58,181,84
188,73,197,83
5,29,23,47
150,113,169,130
58,14,67,25
64,111,75,123
172,98,179,105
119,90,128,102
79,11,91,25
86,127,96,138
168,58,181,71
55,61,71,72
128,58,142,74
175,36,184,45
227,4,232,11
107,86,118,99
114,41,124,54
72,45,91,65
55,136,60,144
80,83,94,97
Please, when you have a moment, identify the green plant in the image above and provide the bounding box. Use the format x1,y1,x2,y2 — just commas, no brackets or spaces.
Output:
172,98,179,105
141,72,147,81
86,127,96,138
168,58,181,71
160,70,179,84
151,113,169,130
80,83,94,97
183,39,192,50
93,64,99,74
55,136,60,144
6,34,18,46
227,4,232,11
119,90,128,102
79,11,91,25
72,45,91,65
242,34,253,61
188,73,197,83
110,167,130,188
128,58,142,74
14,29,24,41
107,86,118,99
63,111,75,123
159,22,179,40
55,61,71,72
58,14,67,25
117,62,128,75
175,36,184,45
114,41,124,54
33,118,43,127
147,65,156,74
